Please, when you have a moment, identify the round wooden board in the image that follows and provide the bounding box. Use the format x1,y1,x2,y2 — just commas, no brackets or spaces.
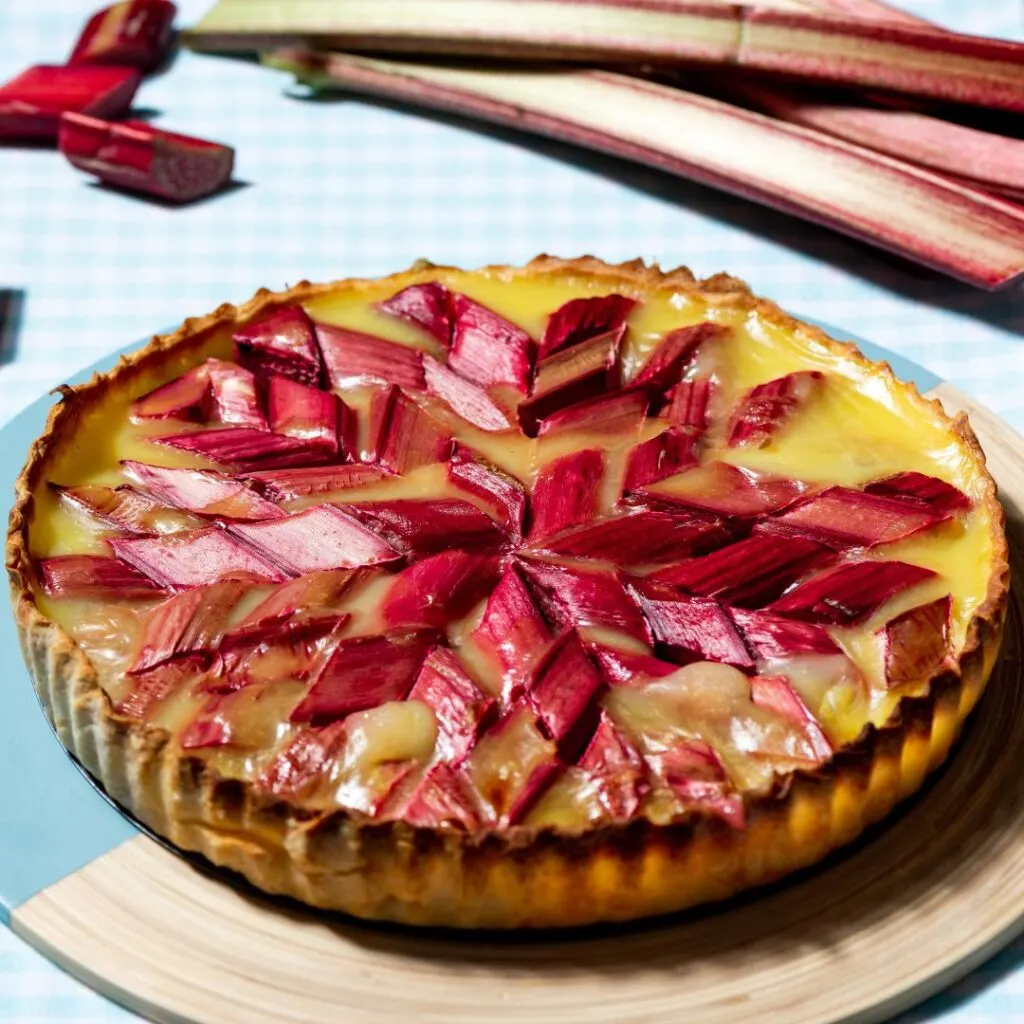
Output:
7,379,1024,1024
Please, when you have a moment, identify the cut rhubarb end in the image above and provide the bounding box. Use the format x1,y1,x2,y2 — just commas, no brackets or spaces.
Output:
121,460,283,520
644,738,745,828
540,294,637,359
577,712,647,821
377,282,454,346
769,559,937,625
180,695,235,750
400,763,482,830
881,594,953,688
423,354,513,432
527,630,604,748
448,293,535,394
201,358,266,429
750,675,832,761
39,554,162,600
59,113,234,203
727,370,824,448
382,551,501,630
239,463,389,502
660,378,713,431
110,527,285,589
315,322,425,391
0,65,140,140
659,772,745,830
365,385,452,474
115,659,199,720
344,498,508,556
628,582,754,670
586,642,679,686
446,444,527,541
130,364,209,422
408,647,496,763
648,533,833,607
623,427,700,491
864,471,971,514
51,482,173,535
231,568,362,634
229,504,402,575
535,387,647,439
256,721,348,797
234,305,323,387
290,631,434,725
631,323,723,391
730,607,842,660
527,448,605,541
153,427,334,472
517,556,653,647
69,1,177,70
267,375,339,455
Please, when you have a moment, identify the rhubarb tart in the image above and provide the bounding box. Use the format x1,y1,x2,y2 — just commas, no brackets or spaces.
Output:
6,257,1008,928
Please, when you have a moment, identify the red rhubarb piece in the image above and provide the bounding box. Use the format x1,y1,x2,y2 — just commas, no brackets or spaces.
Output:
448,293,534,394
267,375,340,456
180,694,236,750
39,554,162,600
660,378,713,431
517,556,653,646
540,293,637,359
730,607,842,660
110,527,285,589
154,427,333,471
864,471,971,514
69,1,177,70
378,282,454,346
130,364,208,422
229,504,402,575
115,660,197,720
423,354,513,432
628,582,754,670
408,647,496,763
121,460,283,520
446,444,526,541
51,482,178,535
769,559,937,625
623,426,700,491
528,448,604,541
881,594,953,687
256,721,348,797
0,65,140,140
290,630,434,724
382,551,501,630
234,306,323,387
535,387,647,438
648,533,833,606
239,463,389,502
316,322,425,390
649,739,744,829
631,323,723,391
344,498,508,556
400,763,482,829
365,385,451,473
586,643,678,686
576,712,647,820
750,675,832,761
231,568,362,634
201,358,265,429
727,371,824,447
527,630,604,745
59,114,234,203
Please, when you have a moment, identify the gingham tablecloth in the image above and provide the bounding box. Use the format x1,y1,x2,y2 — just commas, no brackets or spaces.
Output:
2,0,1024,1019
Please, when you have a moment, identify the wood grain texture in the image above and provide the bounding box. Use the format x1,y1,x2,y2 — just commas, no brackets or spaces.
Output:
10,381,1024,1024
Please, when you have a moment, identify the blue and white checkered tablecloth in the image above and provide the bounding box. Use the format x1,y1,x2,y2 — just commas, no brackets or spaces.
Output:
2,0,1024,1019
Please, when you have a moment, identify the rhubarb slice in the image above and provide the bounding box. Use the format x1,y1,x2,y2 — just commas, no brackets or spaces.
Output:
646,739,744,829
864,471,971,514
586,643,679,686
39,554,162,599
153,427,333,472
660,378,713,431
527,630,605,746
731,607,842,660
517,557,652,646
202,358,265,429
540,294,637,359
632,323,723,391
536,388,647,439
727,371,824,447
59,115,234,203
880,594,953,687
51,482,183,535
750,675,832,761
628,582,754,670
401,762,482,829
344,498,508,556
239,463,389,501
115,660,197,720
228,504,402,575
110,527,285,588
290,631,433,724
446,444,526,540
528,448,604,541
423,354,513,432
769,559,936,625
70,1,177,70
576,712,647,820
130,364,208,422
623,427,700,491
378,282,453,346
448,294,534,393
365,385,451,473
229,568,361,634
316,322,425,390
407,647,496,762
0,65,140,140
382,551,501,629
234,306,323,387
267,375,339,455
256,721,348,797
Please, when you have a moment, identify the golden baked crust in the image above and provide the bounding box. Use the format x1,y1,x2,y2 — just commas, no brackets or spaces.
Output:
6,256,1010,928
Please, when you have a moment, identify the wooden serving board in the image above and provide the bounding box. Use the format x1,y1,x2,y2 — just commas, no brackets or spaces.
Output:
2,331,1023,1024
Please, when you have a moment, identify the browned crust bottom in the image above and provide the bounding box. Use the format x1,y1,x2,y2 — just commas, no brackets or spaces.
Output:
5,256,1010,928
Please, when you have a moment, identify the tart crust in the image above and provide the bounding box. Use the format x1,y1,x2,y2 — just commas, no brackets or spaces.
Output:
6,256,1010,929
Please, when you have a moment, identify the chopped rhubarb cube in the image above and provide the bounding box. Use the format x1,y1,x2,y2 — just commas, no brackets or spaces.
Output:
727,370,824,448
628,582,754,670
0,65,140,140
730,607,841,660
115,659,197,720
201,358,265,429
623,426,700,491
344,498,508,556
290,631,434,724
130,364,209,422
770,559,937,625
408,647,496,763
400,762,481,829
660,378,713,431
154,427,334,472
535,387,648,438
528,448,604,540
51,482,175,535
586,642,679,686
378,281,454,346
256,721,348,797
239,463,389,502
864,471,971,514
631,323,723,391
316,322,424,390
382,551,501,630
267,375,339,455
234,305,323,387
448,293,534,394
423,354,513,432
229,504,401,576
750,675,832,761
365,385,451,473
110,527,285,588
577,712,647,821
39,554,162,600
881,594,953,687
517,556,652,646
540,293,637,359
446,444,526,541
648,533,833,606
59,114,233,203
69,1,176,70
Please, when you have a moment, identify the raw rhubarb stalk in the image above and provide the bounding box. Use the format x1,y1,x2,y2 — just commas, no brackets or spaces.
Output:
267,52,1024,290
535,388,648,438
234,306,323,386
316,322,425,390
382,551,501,629
130,364,209,421
448,293,535,394
59,114,234,203
365,385,451,473
527,631,604,746
50,482,175,535
576,712,647,820
256,721,349,796
240,463,389,501
730,607,841,659
660,378,713,430
750,675,832,760
528,448,605,540
401,763,482,829
154,427,336,471
267,375,339,455
864,471,970,514
541,294,637,359
727,370,823,447
70,1,177,69
446,444,527,540
378,282,454,346
39,554,162,599
631,323,723,391
0,66,140,140
423,354,513,432
880,593,953,687
623,427,700,490
202,358,265,429
344,498,508,555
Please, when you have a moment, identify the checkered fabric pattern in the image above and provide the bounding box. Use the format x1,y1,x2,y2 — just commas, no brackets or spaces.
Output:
1,0,1023,1019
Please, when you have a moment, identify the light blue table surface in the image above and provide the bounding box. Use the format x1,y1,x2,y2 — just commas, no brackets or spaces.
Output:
2,0,1024,1019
